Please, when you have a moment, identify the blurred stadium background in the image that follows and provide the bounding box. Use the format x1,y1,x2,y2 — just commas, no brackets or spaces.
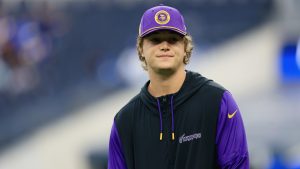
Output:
0,0,300,169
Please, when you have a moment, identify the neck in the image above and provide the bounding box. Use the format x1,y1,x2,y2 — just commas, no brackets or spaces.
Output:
148,68,186,97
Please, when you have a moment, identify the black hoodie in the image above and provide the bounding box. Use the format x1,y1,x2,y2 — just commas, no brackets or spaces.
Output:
113,71,227,169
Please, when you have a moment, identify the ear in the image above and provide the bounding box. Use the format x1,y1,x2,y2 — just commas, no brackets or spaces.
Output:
139,48,145,61
140,51,146,60
142,55,146,62
140,47,144,57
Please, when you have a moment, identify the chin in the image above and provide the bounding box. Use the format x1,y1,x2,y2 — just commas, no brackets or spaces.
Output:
154,67,176,75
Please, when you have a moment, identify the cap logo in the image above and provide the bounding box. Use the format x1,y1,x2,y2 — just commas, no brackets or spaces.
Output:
155,10,170,25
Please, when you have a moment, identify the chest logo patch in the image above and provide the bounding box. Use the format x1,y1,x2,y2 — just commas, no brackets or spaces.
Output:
179,133,201,143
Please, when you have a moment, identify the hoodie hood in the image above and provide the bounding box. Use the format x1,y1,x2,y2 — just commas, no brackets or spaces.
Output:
140,70,211,113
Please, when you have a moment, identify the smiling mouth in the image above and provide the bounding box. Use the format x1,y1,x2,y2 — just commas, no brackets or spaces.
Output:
157,55,173,58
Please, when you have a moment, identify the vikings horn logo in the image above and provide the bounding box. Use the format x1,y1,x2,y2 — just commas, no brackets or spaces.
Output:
155,10,170,25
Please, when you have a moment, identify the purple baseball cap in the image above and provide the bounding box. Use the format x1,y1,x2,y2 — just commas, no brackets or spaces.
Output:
139,5,187,37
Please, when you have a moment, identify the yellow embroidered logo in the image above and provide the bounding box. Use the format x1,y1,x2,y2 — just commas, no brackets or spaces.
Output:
228,110,237,119
155,10,170,25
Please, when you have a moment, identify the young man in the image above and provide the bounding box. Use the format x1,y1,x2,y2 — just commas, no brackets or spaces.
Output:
108,4,249,169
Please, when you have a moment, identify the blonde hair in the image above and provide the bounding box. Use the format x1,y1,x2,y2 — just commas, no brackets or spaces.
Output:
136,34,193,71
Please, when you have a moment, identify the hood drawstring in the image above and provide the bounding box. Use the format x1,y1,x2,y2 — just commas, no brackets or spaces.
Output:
170,95,175,140
156,99,163,141
156,95,175,141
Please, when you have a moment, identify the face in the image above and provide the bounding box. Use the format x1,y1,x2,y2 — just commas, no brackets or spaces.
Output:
141,30,186,74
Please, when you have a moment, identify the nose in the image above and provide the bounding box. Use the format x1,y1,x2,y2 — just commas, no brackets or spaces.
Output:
160,41,170,52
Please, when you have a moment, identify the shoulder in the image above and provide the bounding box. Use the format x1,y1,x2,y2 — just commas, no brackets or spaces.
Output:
205,80,226,92
114,93,141,125
204,81,239,117
113,93,142,143
199,79,227,99
218,90,240,117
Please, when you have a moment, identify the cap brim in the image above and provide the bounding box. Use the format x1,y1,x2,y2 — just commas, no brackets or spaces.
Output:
140,26,187,37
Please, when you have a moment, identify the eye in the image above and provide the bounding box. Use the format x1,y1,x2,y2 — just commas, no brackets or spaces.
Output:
149,38,161,44
168,37,179,44
167,36,182,44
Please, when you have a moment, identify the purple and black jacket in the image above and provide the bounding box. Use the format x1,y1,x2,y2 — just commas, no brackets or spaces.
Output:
108,71,249,169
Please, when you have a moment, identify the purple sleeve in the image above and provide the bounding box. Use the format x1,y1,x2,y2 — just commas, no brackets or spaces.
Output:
216,91,249,169
108,121,127,169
